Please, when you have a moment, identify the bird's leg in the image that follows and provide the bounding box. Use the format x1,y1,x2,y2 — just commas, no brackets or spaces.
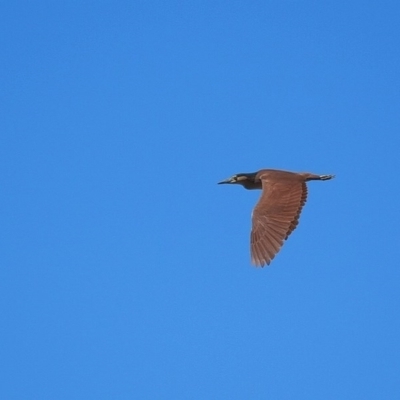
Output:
319,174,335,180
302,173,335,181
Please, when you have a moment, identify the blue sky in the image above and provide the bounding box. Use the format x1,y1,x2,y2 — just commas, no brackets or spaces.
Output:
1,1,400,399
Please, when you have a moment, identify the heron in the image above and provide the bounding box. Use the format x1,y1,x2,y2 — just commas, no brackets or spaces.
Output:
218,169,334,266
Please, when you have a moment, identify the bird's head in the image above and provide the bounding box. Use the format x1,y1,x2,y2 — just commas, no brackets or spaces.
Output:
218,172,261,190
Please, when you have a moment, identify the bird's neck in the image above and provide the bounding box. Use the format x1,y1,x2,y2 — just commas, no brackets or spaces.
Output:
242,181,262,190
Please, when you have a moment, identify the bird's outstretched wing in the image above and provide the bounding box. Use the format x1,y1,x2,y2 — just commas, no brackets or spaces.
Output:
251,174,308,267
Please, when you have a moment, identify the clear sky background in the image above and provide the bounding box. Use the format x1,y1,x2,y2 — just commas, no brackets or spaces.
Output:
1,1,400,399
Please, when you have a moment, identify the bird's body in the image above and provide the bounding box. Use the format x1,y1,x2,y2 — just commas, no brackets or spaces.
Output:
218,169,334,267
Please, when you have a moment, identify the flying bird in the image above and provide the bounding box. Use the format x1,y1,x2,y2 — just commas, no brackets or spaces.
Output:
218,169,334,267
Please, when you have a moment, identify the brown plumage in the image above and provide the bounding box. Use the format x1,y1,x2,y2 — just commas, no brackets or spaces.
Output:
218,169,334,267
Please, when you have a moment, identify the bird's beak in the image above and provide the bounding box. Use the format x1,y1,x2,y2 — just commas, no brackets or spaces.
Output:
218,177,236,185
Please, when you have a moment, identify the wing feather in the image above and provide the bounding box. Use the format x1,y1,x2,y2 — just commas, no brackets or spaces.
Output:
250,175,308,267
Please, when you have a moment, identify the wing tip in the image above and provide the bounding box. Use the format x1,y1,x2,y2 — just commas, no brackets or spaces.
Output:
251,256,272,268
